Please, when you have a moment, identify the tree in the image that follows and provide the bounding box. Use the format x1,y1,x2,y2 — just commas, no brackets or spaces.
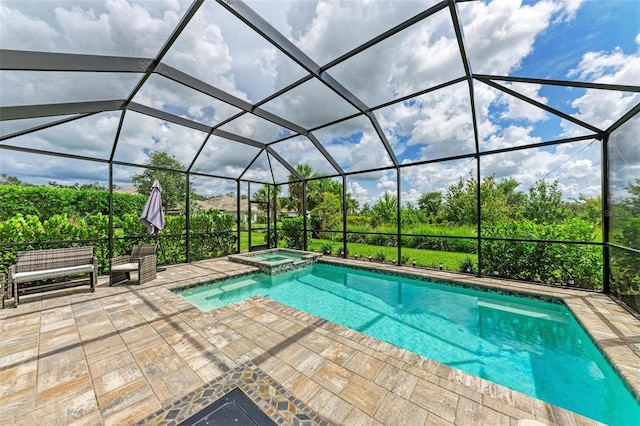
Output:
0,174,25,186
131,151,187,215
346,193,359,215
522,179,567,224
442,175,477,225
252,184,281,219
497,178,525,211
287,163,314,216
417,191,442,218
370,193,398,226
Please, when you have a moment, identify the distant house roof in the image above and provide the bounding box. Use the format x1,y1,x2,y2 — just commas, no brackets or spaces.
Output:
114,185,139,195
197,195,249,213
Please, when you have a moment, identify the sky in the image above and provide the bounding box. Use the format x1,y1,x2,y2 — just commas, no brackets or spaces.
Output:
0,0,639,206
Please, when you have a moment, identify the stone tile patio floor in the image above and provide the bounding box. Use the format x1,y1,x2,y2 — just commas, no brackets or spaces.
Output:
1,257,639,425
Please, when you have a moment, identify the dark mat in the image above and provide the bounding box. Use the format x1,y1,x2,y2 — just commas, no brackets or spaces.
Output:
179,387,276,426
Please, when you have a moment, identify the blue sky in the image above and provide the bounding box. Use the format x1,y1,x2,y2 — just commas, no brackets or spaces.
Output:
0,0,638,205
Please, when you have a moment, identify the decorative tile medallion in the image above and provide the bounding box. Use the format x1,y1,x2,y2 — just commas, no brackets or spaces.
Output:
136,363,329,426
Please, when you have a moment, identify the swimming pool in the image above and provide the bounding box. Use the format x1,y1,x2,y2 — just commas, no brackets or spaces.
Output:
227,249,321,275
176,263,640,425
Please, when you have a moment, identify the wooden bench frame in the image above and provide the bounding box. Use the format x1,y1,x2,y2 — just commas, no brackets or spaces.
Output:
8,247,97,307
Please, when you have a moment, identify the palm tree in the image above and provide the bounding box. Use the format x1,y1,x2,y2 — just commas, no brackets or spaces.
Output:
346,193,359,215
288,163,313,216
370,192,398,226
252,184,281,219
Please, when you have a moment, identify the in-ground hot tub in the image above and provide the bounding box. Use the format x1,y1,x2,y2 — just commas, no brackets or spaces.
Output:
227,248,321,275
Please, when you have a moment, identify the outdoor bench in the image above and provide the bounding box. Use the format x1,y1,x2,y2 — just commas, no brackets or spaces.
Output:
8,247,97,307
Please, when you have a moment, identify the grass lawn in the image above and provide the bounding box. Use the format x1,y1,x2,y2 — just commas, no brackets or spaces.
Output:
308,239,476,271
236,232,477,271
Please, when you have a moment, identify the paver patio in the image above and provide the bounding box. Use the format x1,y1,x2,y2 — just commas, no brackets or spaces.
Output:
1,257,638,425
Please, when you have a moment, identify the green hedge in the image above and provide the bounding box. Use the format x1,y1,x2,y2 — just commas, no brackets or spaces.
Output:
0,211,236,276
481,218,603,289
0,185,147,221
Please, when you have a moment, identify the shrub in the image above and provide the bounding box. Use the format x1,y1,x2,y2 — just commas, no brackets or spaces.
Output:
373,250,386,262
279,217,311,250
459,256,475,273
320,241,333,254
481,218,602,289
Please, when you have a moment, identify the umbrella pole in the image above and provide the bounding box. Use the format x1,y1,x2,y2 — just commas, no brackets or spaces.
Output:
156,231,167,272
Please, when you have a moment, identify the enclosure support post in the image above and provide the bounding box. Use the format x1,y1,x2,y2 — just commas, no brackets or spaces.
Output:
303,182,308,251
273,184,278,248
248,182,252,250
342,175,347,258
186,172,191,263
266,184,271,248
236,180,241,253
397,167,402,265
602,135,610,294
476,155,482,277
108,163,114,262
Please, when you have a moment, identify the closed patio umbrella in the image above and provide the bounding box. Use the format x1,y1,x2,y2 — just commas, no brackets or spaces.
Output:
140,179,165,234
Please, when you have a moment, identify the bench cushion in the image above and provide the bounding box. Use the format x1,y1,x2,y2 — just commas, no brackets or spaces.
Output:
13,265,95,283
110,262,139,272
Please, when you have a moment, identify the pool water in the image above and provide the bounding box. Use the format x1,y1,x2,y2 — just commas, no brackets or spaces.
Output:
177,263,640,425
248,252,302,262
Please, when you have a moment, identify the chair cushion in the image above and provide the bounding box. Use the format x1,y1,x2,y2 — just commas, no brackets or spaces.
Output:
110,262,139,272
13,265,94,283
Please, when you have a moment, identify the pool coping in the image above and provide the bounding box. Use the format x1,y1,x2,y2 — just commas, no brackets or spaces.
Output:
320,257,640,404
227,249,322,275
166,256,640,417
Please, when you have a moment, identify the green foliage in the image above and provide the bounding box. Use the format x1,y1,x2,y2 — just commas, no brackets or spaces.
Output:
346,223,476,254
369,193,398,226
481,218,602,288
442,175,478,225
373,250,386,262
522,179,567,223
417,191,442,216
610,178,640,294
310,183,342,237
287,164,314,216
0,184,146,221
278,217,311,250
459,256,476,273
0,210,237,275
131,151,187,214
188,210,236,261
319,241,333,254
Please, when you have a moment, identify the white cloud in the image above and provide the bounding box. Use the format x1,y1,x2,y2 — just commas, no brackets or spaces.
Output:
2,112,121,159
1,150,110,187
499,83,549,122
269,137,338,177
0,4,59,51
565,39,640,131
279,0,434,66
113,112,208,168
348,133,393,173
459,0,560,75
347,181,369,205
375,82,475,161
0,0,632,208
328,7,464,107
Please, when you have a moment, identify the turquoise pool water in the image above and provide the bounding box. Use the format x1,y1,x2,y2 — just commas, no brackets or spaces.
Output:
247,251,303,262
177,263,640,425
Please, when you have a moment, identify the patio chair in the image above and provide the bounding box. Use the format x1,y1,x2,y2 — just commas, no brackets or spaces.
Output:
109,244,157,286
